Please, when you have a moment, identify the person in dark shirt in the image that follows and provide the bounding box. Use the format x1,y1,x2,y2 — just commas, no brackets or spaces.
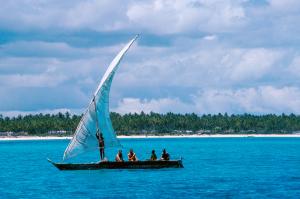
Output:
115,150,124,162
96,131,105,160
150,150,157,161
161,149,170,161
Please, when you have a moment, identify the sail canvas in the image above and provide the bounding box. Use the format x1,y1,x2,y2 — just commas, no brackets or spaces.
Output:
63,35,138,160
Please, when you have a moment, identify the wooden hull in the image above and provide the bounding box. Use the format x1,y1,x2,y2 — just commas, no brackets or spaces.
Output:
48,159,183,170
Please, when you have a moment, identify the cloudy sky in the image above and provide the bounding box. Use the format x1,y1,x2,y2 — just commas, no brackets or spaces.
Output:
1,0,300,116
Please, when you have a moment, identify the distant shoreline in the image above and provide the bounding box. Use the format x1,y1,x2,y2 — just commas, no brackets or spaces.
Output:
1,134,300,141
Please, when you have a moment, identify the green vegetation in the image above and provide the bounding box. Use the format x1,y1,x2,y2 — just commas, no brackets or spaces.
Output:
1,112,300,135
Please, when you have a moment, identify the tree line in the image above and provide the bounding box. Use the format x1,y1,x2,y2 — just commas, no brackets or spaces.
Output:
1,112,300,135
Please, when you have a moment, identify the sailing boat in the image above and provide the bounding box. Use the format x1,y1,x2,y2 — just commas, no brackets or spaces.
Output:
48,35,183,170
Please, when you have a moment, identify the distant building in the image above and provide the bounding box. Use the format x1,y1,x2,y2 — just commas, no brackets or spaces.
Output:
13,132,28,136
174,130,183,133
0,131,13,136
243,130,256,133
224,129,235,133
196,130,211,134
48,130,67,135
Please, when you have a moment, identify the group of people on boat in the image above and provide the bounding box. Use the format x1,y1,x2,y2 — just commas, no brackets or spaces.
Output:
115,149,137,162
96,132,170,162
150,149,170,161
114,148,170,162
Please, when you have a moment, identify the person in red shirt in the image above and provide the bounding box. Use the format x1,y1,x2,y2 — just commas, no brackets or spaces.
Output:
128,149,138,161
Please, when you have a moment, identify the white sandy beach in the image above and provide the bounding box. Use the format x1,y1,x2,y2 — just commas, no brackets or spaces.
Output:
118,134,300,138
1,134,300,141
0,136,72,141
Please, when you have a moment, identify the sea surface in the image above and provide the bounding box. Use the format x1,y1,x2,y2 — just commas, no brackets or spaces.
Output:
0,138,300,199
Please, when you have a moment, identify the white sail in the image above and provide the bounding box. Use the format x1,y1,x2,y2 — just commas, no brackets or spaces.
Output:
63,35,138,160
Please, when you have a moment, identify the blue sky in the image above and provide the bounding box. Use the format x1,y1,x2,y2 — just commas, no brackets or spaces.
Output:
1,0,300,116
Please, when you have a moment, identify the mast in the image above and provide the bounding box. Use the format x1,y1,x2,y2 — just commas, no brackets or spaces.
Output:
93,98,99,134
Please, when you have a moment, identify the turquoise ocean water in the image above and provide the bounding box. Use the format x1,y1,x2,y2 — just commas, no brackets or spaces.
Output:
0,138,300,198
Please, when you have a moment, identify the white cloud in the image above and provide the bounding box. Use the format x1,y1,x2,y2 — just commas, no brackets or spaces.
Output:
0,36,295,113
0,0,128,31
115,43,284,89
268,0,300,12
0,73,67,87
226,48,282,82
0,0,247,33
0,40,136,87
113,86,300,115
127,0,246,34
113,98,193,114
192,86,300,114
288,55,300,77
0,108,79,118
203,35,217,41
0,41,86,58
0,0,299,46
0,1,300,114
63,0,128,31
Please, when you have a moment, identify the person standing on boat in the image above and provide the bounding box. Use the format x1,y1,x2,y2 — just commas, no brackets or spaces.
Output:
115,150,124,162
150,150,157,160
128,149,138,161
161,149,170,161
96,131,105,160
